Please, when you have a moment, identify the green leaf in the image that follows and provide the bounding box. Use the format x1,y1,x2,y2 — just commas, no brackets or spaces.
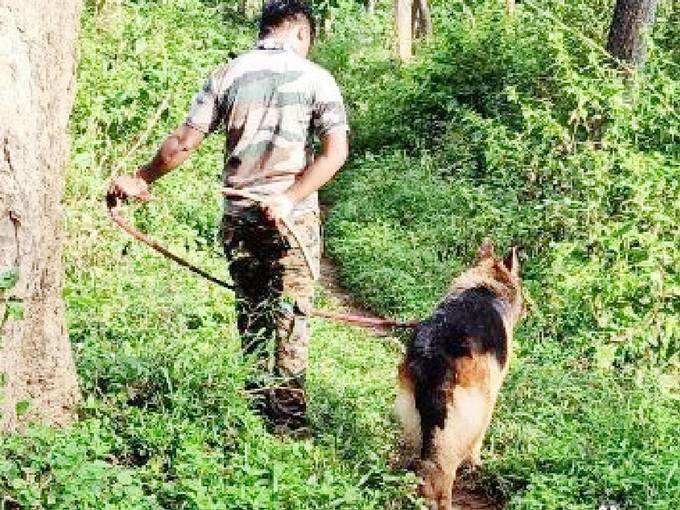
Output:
15,400,29,416
0,268,19,291
134,38,147,54
5,299,23,321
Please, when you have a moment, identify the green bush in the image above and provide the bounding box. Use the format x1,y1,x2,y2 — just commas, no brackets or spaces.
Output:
321,0,678,365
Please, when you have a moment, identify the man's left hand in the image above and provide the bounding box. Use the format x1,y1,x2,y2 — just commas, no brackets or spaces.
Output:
262,194,295,225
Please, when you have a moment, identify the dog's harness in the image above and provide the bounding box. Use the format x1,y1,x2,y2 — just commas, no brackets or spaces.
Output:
107,189,419,330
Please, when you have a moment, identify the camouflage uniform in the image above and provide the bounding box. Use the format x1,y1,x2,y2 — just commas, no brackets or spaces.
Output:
184,38,347,428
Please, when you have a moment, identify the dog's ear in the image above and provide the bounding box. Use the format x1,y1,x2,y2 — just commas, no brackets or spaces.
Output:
477,238,495,260
503,246,520,277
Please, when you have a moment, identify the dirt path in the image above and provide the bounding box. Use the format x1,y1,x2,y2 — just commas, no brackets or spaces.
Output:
318,256,397,339
318,254,503,510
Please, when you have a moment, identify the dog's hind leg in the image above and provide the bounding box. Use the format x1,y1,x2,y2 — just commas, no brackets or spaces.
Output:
465,402,495,467
466,358,505,467
467,411,491,468
419,407,464,510
419,457,457,510
421,387,488,510
395,363,421,468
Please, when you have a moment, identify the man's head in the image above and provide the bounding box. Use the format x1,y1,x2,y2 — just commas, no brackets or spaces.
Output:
259,0,316,57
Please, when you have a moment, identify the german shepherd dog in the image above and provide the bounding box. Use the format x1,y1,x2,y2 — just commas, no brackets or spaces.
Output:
395,241,526,510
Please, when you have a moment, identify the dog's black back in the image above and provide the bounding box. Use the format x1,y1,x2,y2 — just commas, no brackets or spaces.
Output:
406,286,508,457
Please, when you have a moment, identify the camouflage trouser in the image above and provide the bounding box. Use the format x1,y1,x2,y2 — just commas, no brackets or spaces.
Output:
222,206,320,429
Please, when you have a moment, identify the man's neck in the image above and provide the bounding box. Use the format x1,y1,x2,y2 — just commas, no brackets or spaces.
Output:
256,33,301,55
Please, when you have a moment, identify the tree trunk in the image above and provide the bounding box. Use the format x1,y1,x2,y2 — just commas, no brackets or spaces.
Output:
366,0,376,14
323,12,333,36
412,0,432,38
505,0,516,15
395,0,413,62
606,0,659,67
239,0,261,17
412,0,419,37
0,0,82,431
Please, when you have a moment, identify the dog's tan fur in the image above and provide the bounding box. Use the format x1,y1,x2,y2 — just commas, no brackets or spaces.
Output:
395,241,525,510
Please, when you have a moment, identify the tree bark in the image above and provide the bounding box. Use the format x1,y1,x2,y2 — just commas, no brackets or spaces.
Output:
606,0,659,67
395,0,413,62
412,0,432,38
239,0,261,17
505,0,516,15
0,0,81,431
323,12,333,36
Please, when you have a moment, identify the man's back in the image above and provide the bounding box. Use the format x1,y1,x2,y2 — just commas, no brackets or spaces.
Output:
185,39,347,214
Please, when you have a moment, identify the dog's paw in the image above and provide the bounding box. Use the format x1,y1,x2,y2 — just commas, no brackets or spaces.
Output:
463,449,483,469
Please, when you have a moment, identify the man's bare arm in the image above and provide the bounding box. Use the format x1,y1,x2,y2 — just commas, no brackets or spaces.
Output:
136,124,205,183
262,128,348,222
108,124,205,201
287,128,348,203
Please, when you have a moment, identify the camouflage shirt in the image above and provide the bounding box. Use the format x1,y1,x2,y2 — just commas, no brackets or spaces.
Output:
185,38,348,216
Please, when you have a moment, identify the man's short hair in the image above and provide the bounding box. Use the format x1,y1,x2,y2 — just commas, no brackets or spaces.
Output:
259,0,316,40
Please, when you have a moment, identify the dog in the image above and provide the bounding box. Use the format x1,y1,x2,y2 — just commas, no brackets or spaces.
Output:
395,240,526,510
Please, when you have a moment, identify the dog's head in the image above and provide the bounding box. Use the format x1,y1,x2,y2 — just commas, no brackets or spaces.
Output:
474,239,527,325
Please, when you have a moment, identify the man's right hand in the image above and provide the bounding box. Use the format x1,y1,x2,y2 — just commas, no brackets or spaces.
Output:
107,174,152,203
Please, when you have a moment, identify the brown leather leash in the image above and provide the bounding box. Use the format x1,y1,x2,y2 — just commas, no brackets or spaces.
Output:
106,193,419,330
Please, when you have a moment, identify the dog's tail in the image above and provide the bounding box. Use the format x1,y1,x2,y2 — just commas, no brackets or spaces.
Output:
407,323,451,459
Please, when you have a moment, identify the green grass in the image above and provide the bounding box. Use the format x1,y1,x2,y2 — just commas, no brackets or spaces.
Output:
1,0,679,509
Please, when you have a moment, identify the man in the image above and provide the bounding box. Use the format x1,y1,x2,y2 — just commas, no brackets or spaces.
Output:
108,0,348,433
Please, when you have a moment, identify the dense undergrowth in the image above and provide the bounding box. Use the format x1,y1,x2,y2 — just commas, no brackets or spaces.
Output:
1,0,678,509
